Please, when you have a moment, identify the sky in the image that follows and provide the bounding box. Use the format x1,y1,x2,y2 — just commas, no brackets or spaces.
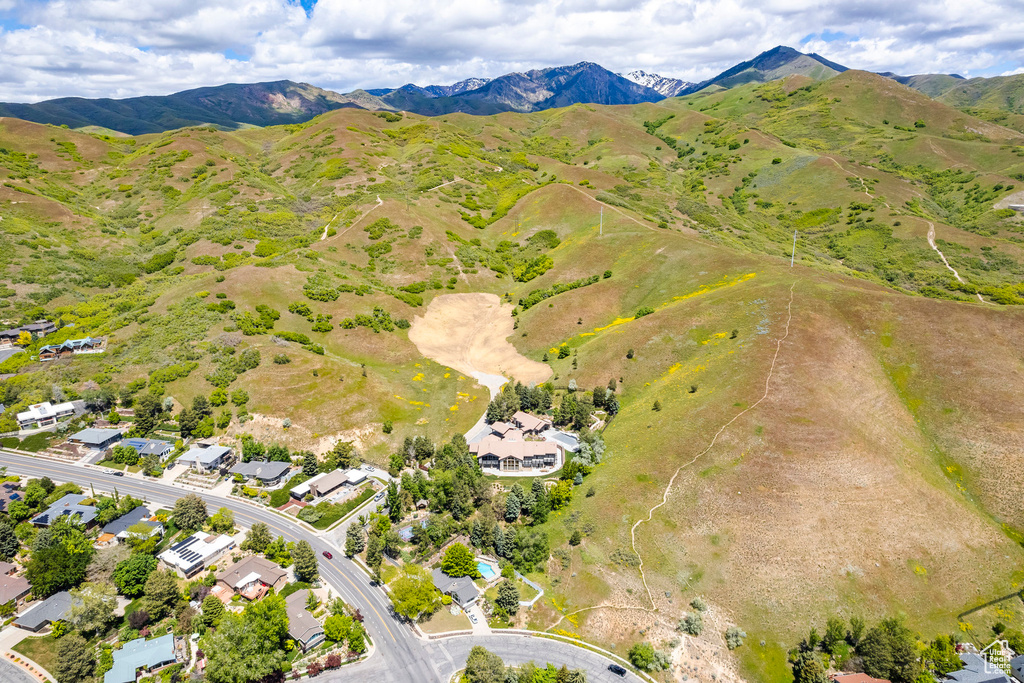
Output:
0,0,1021,103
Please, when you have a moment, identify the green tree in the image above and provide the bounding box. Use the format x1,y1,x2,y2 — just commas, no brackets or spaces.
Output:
208,507,234,533
54,633,93,683
210,387,228,406
142,569,180,620
172,493,208,531
859,618,921,683
240,522,272,554
548,480,573,510
386,481,402,523
202,594,225,627
465,646,506,683
366,533,382,572
389,565,440,622
302,451,319,477
133,393,163,435
112,553,158,597
203,594,289,683
177,407,199,440
823,616,846,654
345,524,366,557
504,493,521,522
441,542,478,578
0,515,19,560
792,652,828,683
495,580,520,616
628,642,656,671
332,440,356,469
292,540,319,583
67,582,117,636
26,517,93,597
324,613,353,642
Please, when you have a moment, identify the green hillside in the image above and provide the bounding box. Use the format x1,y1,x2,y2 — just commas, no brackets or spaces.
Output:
3,75,1024,680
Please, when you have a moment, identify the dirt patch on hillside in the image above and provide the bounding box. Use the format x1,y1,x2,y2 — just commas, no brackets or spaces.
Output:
409,293,552,385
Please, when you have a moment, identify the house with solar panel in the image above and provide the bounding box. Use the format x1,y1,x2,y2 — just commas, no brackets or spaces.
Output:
158,532,235,578
120,438,174,461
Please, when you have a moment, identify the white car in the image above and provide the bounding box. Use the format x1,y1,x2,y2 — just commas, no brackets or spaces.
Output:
469,613,478,624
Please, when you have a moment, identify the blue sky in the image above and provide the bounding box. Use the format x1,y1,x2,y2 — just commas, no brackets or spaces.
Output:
0,0,1020,102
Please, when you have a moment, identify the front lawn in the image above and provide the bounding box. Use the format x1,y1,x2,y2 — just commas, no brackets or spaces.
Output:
419,608,471,634
97,460,127,470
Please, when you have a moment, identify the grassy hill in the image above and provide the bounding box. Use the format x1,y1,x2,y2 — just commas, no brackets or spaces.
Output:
2,74,1024,679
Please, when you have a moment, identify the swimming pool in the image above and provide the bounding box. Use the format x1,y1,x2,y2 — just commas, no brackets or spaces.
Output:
477,561,497,580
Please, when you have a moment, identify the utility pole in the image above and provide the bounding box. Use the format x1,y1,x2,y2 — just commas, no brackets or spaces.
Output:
791,230,798,267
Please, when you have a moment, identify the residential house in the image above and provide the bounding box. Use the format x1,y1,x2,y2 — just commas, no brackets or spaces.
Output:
0,483,23,513
290,468,364,499
0,561,15,575
215,556,288,601
14,590,72,631
37,337,105,361
831,674,891,683
469,431,560,473
68,427,123,451
104,634,177,683
228,461,292,487
121,438,174,461
430,568,479,607
98,506,163,546
947,653,1013,683
31,493,98,527
0,570,30,609
285,590,325,652
158,532,235,578
16,401,77,430
180,444,231,473
0,320,56,346
512,411,552,435
1009,654,1024,683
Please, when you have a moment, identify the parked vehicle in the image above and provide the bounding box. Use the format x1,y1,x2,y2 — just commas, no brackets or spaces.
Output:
608,664,627,677
469,613,478,624
109,471,124,477
374,491,386,501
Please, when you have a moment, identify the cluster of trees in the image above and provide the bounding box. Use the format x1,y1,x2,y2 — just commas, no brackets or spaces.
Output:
464,646,588,683
790,615,978,683
486,382,553,423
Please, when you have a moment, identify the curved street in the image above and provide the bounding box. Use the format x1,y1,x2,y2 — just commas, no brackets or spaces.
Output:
0,451,644,683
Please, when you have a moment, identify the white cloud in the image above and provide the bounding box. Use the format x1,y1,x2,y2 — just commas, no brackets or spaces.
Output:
0,0,1020,102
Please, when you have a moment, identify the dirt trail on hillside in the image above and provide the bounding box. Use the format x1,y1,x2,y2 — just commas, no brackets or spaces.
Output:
926,221,988,304
408,293,551,385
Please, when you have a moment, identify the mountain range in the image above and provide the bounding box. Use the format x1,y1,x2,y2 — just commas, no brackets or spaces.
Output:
0,46,1020,134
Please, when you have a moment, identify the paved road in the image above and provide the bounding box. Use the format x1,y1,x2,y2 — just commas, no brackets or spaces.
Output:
0,451,644,683
0,659,38,683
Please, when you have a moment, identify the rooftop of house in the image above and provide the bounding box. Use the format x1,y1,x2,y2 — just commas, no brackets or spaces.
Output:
469,433,559,461
0,572,30,604
285,590,324,644
101,506,161,537
68,427,123,446
104,633,175,683
946,653,1013,683
831,674,891,683
39,337,103,353
16,401,76,421
216,555,287,590
158,532,234,573
309,469,349,495
513,411,550,432
121,438,173,456
431,568,479,605
181,445,231,465
31,493,97,526
15,590,72,629
228,460,291,481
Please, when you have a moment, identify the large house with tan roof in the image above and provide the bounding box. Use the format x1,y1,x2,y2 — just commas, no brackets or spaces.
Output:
470,429,560,473
216,555,287,601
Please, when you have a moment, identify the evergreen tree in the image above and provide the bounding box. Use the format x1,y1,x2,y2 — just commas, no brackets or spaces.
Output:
54,633,93,683
504,493,521,522
302,451,319,477
345,524,366,557
292,540,319,583
240,522,272,554
495,580,520,616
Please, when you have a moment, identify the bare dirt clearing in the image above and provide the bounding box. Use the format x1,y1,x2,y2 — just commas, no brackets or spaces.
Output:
409,293,552,385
